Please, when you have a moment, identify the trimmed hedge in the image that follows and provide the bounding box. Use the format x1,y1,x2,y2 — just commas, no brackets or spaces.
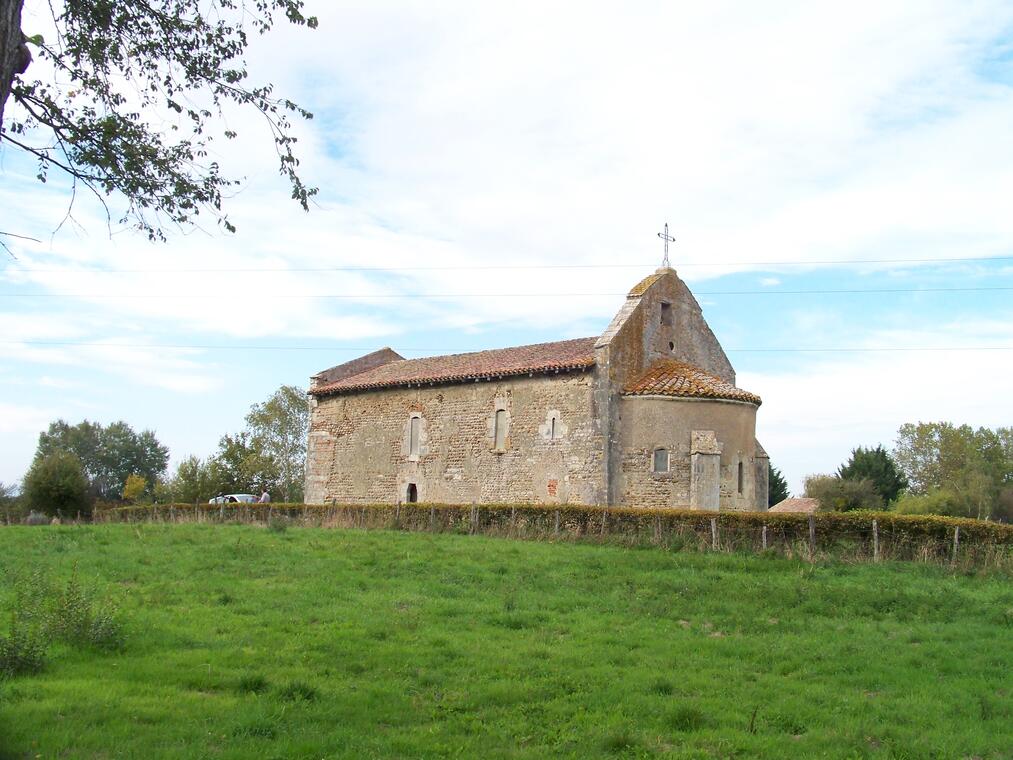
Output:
97,501,1013,545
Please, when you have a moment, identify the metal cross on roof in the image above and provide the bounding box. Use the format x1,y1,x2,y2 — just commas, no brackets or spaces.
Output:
657,222,675,268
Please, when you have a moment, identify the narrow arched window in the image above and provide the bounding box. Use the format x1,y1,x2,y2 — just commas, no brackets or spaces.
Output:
409,416,421,456
494,409,508,450
737,461,744,494
550,416,557,440
653,448,669,473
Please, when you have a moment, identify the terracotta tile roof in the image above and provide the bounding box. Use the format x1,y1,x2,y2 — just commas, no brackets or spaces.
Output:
769,497,820,513
311,337,598,397
624,360,762,405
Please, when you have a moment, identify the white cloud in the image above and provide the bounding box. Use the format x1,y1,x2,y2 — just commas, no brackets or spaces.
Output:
0,403,54,435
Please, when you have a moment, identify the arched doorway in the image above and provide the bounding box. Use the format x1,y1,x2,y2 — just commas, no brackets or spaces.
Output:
406,483,418,503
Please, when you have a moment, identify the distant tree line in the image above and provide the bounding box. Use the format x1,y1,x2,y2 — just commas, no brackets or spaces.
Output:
800,423,1011,522
6,385,308,521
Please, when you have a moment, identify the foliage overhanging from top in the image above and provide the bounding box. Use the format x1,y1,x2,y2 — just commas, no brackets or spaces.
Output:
0,0,318,240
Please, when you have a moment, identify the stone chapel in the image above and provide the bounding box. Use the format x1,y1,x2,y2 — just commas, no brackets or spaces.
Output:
305,267,768,510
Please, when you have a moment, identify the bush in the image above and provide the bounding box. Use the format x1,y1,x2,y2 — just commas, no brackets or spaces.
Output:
22,451,92,518
895,490,965,517
48,571,125,651
0,567,125,680
804,475,883,512
0,570,50,679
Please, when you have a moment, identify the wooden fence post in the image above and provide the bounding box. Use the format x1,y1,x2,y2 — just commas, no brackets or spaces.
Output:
952,526,960,562
710,518,718,551
554,509,560,536
872,519,879,562
761,524,768,552
808,514,816,558
601,506,607,536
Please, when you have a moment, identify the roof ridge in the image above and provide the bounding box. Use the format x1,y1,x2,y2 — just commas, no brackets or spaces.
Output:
311,336,598,398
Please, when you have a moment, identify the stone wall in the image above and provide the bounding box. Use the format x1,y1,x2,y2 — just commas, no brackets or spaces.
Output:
615,396,761,510
305,370,606,505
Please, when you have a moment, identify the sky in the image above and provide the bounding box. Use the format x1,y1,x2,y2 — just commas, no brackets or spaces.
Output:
2,1,1012,495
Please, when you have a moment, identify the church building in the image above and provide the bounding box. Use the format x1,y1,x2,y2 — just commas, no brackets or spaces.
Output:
305,267,768,510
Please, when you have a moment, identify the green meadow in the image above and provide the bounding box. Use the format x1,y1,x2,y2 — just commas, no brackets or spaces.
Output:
0,524,1010,758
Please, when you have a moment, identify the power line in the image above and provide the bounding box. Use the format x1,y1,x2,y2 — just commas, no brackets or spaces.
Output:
0,286,1010,298
3,254,1013,274
3,340,1012,353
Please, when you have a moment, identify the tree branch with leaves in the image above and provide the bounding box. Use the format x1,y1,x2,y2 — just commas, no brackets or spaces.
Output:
0,0,318,241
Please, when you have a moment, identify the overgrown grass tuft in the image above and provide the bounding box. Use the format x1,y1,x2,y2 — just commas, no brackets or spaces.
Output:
278,680,318,702
236,674,270,694
668,704,706,732
601,729,639,753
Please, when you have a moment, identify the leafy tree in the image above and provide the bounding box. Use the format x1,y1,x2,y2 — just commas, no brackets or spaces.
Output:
121,474,147,503
0,480,24,523
767,463,789,507
213,432,279,497
22,450,90,517
837,445,907,504
163,455,221,504
245,385,308,502
803,475,883,513
893,422,1012,520
1,0,317,241
35,419,169,500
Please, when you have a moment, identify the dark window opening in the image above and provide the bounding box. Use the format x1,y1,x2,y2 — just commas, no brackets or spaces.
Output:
406,483,418,503
550,416,557,439
668,341,675,351
660,302,673,326
737,462,744,494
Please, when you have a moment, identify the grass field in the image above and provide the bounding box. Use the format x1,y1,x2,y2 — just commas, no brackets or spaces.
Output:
1,525,1010,758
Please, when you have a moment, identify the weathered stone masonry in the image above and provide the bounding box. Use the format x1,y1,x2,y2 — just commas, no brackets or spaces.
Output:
306,268,769,510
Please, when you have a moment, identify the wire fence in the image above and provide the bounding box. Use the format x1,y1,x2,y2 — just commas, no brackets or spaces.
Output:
81,502,1013,570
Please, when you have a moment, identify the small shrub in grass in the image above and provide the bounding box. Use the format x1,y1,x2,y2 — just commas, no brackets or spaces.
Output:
49,571,125,651
278,680,317,702
0,620,48,679
668,704,706,732
0,570,50,679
